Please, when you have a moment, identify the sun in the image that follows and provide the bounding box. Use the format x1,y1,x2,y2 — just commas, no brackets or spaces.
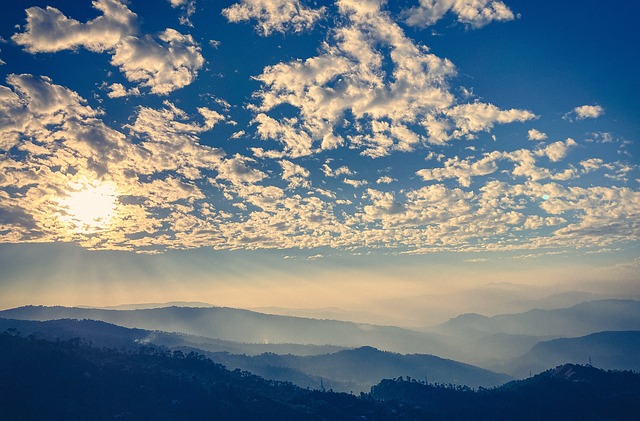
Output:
59,182,119,231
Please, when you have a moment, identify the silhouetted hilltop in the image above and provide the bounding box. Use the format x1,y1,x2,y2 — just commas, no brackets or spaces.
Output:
509,330,640,377
371,363,640,420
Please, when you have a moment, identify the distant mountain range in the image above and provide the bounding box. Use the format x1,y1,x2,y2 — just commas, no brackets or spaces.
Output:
0,317,509,393
1,299,639,382
0,305,452,356
434,299,640,337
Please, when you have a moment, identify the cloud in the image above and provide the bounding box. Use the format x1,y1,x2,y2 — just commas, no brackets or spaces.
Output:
222,0,325,36
564,104,605,121
403,0,515,29
535,138,577,162
110,29,204,95
250,0,532,158
168,0,196,26
12,0,137,53
13,1,204,95
279,160,311,189
322,163,353,177
528,128,548,141
106,82,140,98
416,152,501,187
343,178,368,188
0,74,235,251
376,176,396,184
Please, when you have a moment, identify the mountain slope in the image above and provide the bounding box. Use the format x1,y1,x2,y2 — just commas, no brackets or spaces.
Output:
509,330,640,377
371,363,640,420
0,305,450,355
435,299,640,337
0,317,509,392
207,346,512,393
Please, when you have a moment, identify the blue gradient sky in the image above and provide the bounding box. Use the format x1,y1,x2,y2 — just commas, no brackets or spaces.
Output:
0,0,638,323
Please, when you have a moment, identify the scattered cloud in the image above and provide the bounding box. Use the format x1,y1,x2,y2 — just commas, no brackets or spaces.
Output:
250,0,533,158
376,176,396,184
564,104,605,121
528,128,548,141
403,0,515,29
222,0,325,36
13,0,204,95
1,1,637,257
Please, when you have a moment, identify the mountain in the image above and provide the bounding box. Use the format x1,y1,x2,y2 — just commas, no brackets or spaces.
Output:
371,363,640,420
428,299,640,371
0,331,380,420
0,317,509,394
3,331,639,420
92,301,215,310
0,317,345,356
0,305,451,355
509,330,640,378
205,346,512,393
434,299,640,338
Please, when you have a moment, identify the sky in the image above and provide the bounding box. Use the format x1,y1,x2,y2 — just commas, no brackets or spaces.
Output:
0,0,638,325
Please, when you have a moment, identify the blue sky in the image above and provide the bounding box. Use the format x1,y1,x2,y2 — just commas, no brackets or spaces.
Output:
0,0,638,322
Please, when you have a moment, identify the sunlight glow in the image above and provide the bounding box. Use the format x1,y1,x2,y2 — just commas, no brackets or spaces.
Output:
59,182,119,232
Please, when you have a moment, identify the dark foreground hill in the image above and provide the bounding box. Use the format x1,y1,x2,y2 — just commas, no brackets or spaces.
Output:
371,364,640,421
2,331,640,421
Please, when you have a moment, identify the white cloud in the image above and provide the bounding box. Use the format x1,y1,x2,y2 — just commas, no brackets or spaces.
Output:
12,0,137,53
106,82,140,98
564,104,605,121
251,0,532,158
322,163,353,177
416,152,501,187
13,1,203,95
168,0,196,26
404,0,515,29
111,29,204,95
222,0,325,36
536,138,577,162
528,128,548,141
343,178,368,188
376,176,396,184
445,103,535,140
279,160,311,189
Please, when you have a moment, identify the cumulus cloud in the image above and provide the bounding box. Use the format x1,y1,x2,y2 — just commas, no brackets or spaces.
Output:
376,176,396,184
564,104,605,121
110,29,204,95
168,0,196,26
250,0,532,158
222,0,325,36
528,128,548,141
13,0,203,95
343,178,368,188
12,0,137,53
403,0,515,29
536,138,577,162
280,159,311,189
416,152,501,187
